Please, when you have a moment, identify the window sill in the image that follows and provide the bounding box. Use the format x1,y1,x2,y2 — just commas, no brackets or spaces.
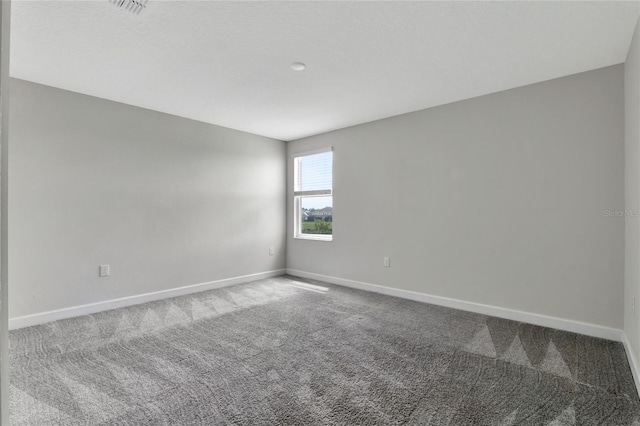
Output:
294,235,333,242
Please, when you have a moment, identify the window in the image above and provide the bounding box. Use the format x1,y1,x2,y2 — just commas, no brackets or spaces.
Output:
294,148,333,241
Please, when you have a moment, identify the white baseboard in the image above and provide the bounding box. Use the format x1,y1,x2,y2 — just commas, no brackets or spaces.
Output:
11,267,624,343
622,332,640,398
9,269,286,330
286,269,623,342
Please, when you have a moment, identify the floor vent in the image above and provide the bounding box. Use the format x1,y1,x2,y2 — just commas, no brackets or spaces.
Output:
109,0,148,15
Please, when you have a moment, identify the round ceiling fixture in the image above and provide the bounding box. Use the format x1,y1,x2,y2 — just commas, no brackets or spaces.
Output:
291,62,306,71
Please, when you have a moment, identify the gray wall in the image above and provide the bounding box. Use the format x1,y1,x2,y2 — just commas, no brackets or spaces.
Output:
9,79,286,318
625,18,640,363
0,3,10,423
288,65,625,329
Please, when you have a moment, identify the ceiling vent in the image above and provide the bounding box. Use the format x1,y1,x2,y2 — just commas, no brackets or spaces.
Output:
109,0,148,15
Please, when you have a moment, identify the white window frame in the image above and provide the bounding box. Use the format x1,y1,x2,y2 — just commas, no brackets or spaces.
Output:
293,147,333,241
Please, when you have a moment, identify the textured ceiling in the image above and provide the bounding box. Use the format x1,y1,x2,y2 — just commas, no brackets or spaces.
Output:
10,1,640,141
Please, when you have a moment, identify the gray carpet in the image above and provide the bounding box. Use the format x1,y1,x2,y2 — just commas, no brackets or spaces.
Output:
9,275,640,425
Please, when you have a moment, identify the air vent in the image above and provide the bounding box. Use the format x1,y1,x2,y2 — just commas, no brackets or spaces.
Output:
109,0,148,15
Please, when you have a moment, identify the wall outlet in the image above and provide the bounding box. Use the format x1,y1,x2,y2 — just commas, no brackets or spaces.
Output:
383,257,390,267
634,296,636,316
269,247,275,256
99,264,110,277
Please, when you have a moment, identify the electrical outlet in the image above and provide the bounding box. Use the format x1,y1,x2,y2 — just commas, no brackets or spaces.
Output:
634,296,637,316
383,257,390,267
269,247,275,256
99,264,110,277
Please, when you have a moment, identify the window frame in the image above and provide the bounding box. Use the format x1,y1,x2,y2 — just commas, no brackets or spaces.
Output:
293,147,333,242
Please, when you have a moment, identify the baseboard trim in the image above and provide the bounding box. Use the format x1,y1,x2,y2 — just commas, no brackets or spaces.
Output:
286,269,623,342
9,269,286,330
622,332,640,398
11,267,623,343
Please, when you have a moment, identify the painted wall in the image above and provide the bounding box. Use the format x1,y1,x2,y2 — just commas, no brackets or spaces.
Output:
625,18,640,367
288,65,625,329
0,3,10,423
9,79,286,318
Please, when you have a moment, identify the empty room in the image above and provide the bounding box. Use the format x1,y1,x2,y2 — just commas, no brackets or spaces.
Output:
1,0,640,424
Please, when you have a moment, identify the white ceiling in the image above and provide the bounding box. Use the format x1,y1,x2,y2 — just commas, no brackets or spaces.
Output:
10,1,640,141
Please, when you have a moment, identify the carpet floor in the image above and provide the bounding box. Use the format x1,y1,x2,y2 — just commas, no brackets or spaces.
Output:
9,275,640,425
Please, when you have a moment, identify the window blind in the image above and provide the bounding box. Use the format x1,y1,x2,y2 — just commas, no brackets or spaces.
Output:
294,150,332,196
